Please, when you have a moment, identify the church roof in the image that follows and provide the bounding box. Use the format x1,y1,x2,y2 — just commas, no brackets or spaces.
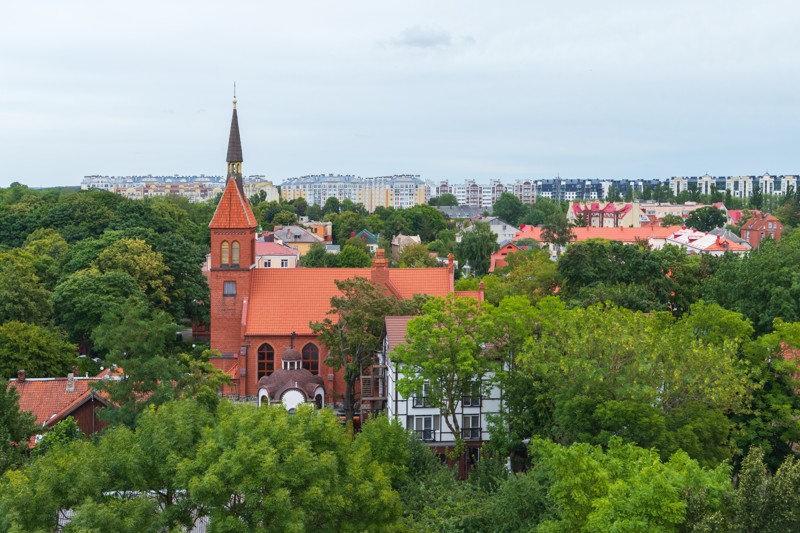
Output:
244,267,452,336
226,107,243,163
209,177,258,229
257,368,324,401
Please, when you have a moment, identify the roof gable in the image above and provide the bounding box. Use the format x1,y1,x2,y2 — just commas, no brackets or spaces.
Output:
209,177,258,229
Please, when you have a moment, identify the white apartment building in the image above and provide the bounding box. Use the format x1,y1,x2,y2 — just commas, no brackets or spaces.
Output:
368,317,503,466
279,174,429,212
80,175,278,203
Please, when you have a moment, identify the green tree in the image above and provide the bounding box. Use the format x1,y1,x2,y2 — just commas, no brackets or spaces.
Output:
661,213,685,226
22,228,69,290
331,211,365,244
312,278,419,423
394,295,494,459
337,244,372,267
492,192,527,227
456,222,498,277
52,270,145,353
93,238,173,308
399,243,438,268
299,243,339,267
0,250,53,325
686,206,726,232
751,182,764,210
323,196,341,215
179,402,402,531
0,380,36,475
430,193,458,207
32,417,82,457
540,212,574,258
0,322,78,379
272,209,298,226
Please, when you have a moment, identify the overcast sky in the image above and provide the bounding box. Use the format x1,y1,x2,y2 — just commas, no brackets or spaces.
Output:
2,1,800,187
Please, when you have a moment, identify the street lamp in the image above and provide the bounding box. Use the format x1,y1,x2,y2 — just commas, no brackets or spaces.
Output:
462,260,472,278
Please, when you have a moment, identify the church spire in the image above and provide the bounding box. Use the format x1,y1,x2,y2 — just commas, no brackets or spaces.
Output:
226,85,244,193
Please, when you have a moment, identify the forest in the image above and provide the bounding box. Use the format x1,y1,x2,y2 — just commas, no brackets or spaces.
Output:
0,182,799,531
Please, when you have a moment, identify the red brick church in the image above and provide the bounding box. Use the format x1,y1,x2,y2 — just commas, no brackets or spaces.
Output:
208,99,465,406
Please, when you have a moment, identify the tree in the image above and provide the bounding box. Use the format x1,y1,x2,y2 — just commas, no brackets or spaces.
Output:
271,209,298,227
492,192,526,227
394,295,495,459
337,244,372,268
323,196,341,215
0,379,37,474
311,278,418,423
0,250,53,325
539,212,574,258
0,322,77,379
399,243,438,268
661,213,685,226
401,205,447,243
430,193,458,207
179,403,402,531
751,182,764,210
22,228,69,290
685,206,726,232
331,211,364,245
299,243,339,267
456,222,498,277
93,238,173,308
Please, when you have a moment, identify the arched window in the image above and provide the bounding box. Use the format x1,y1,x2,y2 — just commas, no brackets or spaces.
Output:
231,241,240,267
302,343,319,375
257,343,274,378
220,241,230,267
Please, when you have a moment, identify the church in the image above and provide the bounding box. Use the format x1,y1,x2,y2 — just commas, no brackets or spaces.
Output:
207,98,467,408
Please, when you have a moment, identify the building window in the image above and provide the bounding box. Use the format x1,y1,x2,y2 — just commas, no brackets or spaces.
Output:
281,259,289,268
257,343,274,378
408,415,436,442
221,241,230,267
462,414,481,440
223,281,236,297
413,382,432,408
264,259,272,268
462,382,482,407
302,343,319,374
231,241,240,267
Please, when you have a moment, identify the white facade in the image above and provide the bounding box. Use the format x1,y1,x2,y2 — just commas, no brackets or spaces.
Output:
457,217,518,245
279,174,428,212
379,320,503,447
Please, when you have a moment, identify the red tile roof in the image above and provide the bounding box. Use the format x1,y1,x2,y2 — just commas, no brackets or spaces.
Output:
209,177,258,229
8,378,108,428
244,267,452,335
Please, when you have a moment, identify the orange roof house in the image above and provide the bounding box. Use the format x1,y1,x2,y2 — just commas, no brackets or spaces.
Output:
208,100,463,404
8,368,113,444
741,212,783,249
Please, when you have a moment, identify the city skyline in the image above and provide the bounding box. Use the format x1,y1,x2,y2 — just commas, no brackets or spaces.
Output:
3,1,800,188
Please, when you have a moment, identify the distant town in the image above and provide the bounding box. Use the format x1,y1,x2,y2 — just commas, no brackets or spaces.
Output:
81,172,799,210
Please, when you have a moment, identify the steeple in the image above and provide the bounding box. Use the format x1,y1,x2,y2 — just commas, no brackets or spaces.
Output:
226,85,244,193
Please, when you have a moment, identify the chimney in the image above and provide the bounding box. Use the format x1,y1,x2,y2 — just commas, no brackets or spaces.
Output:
17,370,25,383
66,371,75,392
447,253,455,268
372,248,388,269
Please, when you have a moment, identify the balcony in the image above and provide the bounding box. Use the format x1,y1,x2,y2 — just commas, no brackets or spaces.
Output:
462,428,482,441
414,429,436,442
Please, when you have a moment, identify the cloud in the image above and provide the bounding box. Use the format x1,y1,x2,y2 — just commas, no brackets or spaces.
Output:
393,26,452,48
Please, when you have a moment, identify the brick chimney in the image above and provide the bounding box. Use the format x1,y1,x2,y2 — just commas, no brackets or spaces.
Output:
66,370,75,392
372,248,389,269
17,369,25,383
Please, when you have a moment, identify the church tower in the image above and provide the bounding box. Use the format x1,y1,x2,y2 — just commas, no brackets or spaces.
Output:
208,94,258,358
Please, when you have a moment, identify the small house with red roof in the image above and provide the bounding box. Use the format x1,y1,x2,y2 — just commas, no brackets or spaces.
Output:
255,240,299,268
489,241,523,273
7,368,117,444
741,212,783,249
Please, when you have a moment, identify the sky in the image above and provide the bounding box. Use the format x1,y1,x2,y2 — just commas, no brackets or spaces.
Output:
2,0,800,187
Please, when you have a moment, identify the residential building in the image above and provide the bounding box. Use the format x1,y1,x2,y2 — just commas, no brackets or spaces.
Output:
664,228,750,256
81,174,278,203
374,316,502,476
255,241,299,268
458,216,518,245
280,174,429,211
8,368,117,443
489,241,524,273
391,234,422,261
299,219,333,243
741,213,783,248
568,202,647,228
354,229,380,253
272,225,324,257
